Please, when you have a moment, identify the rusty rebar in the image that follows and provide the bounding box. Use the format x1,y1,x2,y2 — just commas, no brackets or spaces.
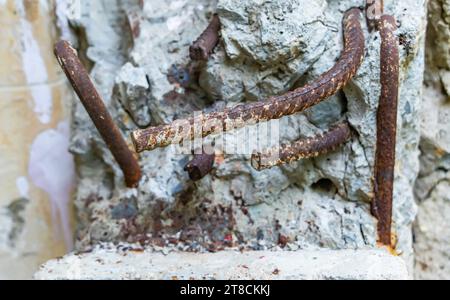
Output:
251,122,352,171
54,41,142,188
184,151,215,181
190,14,221,61
366,0,384,30
372,15,399,247
132,8,365,153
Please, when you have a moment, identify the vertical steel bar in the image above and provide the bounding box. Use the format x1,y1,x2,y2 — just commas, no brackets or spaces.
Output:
54,41,142,188
373,15,399,246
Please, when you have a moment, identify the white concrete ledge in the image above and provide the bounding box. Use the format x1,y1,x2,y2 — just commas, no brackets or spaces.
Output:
34,248,409,280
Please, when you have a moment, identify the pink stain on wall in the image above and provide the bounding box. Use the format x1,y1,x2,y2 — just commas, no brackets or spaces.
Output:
28,122,75,250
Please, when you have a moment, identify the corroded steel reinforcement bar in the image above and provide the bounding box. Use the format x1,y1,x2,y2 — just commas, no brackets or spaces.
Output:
185,14,221,181
366,0,384,30
54,41,142,188
184,152,216,181
251,122,352,171
131,8,365,153
372,15,399,246
190,14,221,61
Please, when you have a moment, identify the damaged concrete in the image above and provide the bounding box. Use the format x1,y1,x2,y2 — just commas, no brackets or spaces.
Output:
61,0,427,276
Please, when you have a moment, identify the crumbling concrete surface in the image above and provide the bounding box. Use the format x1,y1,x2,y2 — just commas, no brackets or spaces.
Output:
63,0,427,276
414,0,450,280
34,246,409,280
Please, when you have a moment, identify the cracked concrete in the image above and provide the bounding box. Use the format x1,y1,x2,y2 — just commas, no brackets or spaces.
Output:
62,1,427,276
3,0,449,280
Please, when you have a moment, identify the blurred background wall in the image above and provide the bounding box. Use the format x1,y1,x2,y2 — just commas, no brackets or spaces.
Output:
0,0,75,279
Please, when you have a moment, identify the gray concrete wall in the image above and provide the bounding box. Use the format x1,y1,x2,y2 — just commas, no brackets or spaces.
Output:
66,0,426,273
414,0,450,280
3,0,450,280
